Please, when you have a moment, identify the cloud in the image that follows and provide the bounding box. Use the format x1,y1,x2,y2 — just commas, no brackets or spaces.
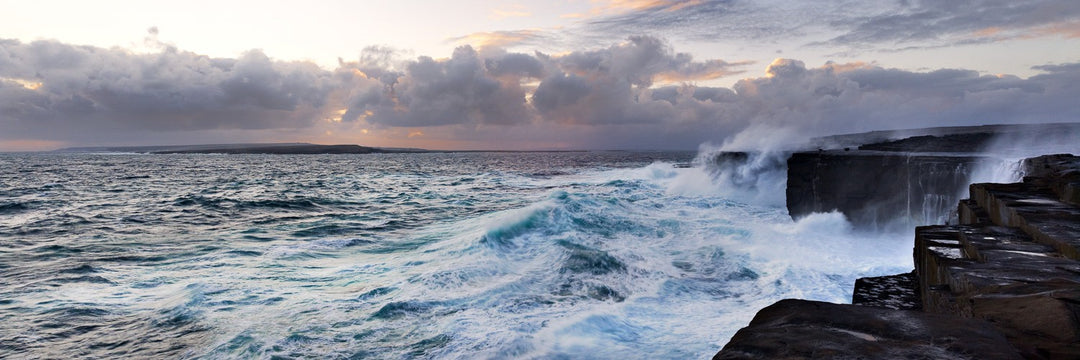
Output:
572,0,1080,53
1033,19,1080,38
340,36,744,129
824,0,1080,47
569,0,706,19
2,36,1079,150
447,30,553,50
1032,62,1080,74
530,36,747,125
716,58,1080,149
556,36,748,86
0,38,340,143
582,1,871,43
340,45,539,127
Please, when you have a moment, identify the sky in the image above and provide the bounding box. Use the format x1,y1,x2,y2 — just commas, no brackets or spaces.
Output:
2,0,1079,151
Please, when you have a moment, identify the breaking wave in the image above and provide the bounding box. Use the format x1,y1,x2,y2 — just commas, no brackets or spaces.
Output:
0,152,911,359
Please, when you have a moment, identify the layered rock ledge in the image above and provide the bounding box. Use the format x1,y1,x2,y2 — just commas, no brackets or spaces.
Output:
716,154,1080,359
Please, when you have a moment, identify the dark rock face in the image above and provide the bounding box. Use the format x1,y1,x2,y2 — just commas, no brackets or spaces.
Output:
714,299,1021,360
786,123,1080,229
718,154,1080,360
851,271,920,310
1023,154,1080,206
786,150,991,230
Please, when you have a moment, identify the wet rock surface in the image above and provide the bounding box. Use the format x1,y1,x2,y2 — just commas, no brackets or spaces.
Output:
852,271,920,310
915,154,1080,358
714,299,1021,360
1022,154,1080,206
786,123,1080,231
786,150,990,230
718,154,1080,360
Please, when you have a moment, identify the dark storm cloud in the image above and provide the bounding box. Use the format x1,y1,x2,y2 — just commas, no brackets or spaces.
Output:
529,36,746,125
529,55,1080,149
714,58,1080,149
2,36,1079,150
341,36,743,128
340,45,538,127
0,38,339,141
554,36,746,86
485,53,545,79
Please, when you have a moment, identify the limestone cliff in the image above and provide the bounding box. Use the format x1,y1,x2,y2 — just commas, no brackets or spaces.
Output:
784,123,1080,230
786,150,991,230
716,154,1080,359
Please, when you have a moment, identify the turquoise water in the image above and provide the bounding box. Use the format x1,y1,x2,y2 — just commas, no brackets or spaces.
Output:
0,151,911,359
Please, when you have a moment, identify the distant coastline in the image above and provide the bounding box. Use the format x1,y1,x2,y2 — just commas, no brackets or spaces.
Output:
52,143,414,154
47,143,663,154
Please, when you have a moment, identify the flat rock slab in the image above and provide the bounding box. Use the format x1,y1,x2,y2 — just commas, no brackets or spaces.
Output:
714,299,1021,360
969,180,1080,260
1023,154,1080,206
852,271,921,310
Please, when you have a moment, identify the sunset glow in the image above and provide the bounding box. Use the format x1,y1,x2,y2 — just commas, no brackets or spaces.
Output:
1,0,1078,151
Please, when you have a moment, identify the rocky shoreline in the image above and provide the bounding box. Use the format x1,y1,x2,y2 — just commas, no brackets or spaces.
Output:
714,127,1080,359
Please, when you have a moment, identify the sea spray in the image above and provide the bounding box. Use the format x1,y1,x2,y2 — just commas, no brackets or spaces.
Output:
0,152,912,359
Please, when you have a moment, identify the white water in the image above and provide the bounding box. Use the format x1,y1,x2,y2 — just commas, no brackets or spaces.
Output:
0,153,914,359
248,163,913,358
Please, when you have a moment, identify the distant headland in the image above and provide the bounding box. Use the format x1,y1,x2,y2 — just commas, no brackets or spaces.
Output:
50,143,608,154
52,143,428,154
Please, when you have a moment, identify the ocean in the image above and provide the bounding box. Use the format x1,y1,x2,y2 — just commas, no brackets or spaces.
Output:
0,151,913,359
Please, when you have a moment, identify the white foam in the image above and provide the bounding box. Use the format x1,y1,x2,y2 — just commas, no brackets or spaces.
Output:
111,156,914,359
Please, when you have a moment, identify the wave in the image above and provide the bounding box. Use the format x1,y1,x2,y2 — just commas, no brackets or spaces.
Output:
2,152,914,359
331,164,912,359
0,202,31,214
170,195,362,211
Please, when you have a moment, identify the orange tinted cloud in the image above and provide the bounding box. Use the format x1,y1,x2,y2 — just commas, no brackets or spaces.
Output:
653,67,747,84
449,30,543,49
598,0,702,12
561,0,703,18
1036,20,1080,38
821,61,874,73
972,27,1002,38
1,77,43,90
970,21,1080,41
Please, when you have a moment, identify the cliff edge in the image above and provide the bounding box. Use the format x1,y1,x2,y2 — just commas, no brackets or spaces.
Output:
784,123,1080,231
715,154,1080,359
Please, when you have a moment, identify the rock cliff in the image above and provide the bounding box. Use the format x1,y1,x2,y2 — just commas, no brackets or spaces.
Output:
784,123,1080,230
786,150,992,230
715,154,1080,359
915,154,1080,358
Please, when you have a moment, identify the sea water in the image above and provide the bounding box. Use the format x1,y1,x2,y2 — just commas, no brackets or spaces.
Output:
0,151,913,359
